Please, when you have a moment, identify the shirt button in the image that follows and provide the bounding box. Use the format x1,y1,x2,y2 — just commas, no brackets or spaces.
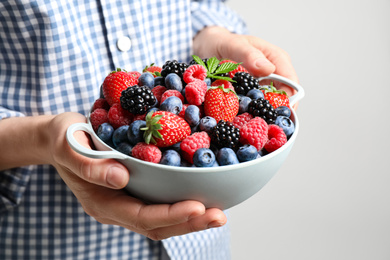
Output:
117,36,132,52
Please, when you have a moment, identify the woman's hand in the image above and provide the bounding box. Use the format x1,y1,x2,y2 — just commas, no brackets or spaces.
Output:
47,112,227,240
193,26,299,99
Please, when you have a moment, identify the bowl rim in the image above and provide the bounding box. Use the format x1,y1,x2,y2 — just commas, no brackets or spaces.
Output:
88,108,300,173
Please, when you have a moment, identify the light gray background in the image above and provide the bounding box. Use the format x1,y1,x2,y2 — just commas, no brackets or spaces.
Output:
226,0,390,259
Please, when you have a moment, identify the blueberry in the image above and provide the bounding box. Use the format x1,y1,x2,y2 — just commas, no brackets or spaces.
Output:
275,116,295,139
199,116,217,134
138,72,155,89
97,122,114,143
127,120,146,145
193,148,216,167
259,149,268,157
204,78,211,86
180,160,193,167
191,123,199,134
239,96,252,114
246,89,264,100
236,144,258,162
184,105,200,127
154,76,165,87
160,149,181,166
212,160,219,167
259,84,272,91
165,73,183,92
112,125,130,147
216,147,239,166
159,96,183,115
116,142,133,156
147,107,159,114
170,141,181,153
275,106,292,118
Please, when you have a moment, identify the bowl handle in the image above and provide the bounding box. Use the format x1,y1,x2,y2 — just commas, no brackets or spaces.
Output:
66,122,127,160
258,73,305,106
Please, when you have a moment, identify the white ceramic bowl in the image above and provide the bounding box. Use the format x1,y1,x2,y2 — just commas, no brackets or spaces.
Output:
66,74,304,210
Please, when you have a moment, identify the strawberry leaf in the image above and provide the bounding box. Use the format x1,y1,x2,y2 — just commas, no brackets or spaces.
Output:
142,112,164,144
206,57,220,74
192,55,207,68
214,62,240,74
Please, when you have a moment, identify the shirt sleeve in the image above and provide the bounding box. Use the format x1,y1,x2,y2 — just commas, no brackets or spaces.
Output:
190,0,248,37
0,107,26,120
0,107,28,213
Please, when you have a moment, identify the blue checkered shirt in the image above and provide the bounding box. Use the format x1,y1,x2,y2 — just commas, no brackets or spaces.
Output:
0,1,247,259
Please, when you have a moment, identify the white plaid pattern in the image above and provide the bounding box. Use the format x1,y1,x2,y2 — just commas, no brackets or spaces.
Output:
0,0,246,259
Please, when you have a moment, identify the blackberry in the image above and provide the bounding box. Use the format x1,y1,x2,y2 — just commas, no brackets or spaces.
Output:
248,98,277,124
120,85,157,114
210,120,240,150
161,60,188,82
232,72,259,95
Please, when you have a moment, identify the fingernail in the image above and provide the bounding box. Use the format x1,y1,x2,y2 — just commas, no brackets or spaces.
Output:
207,221,224,229
107,166,126,188
255,58,272,69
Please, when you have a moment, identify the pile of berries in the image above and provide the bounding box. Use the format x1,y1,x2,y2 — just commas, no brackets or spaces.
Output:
90,56,295,167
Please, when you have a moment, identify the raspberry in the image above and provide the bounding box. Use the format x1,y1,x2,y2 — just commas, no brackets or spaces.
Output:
151,85,167,105
108,103,133,129
132,142,162,163
264,124,287,153
180,131,210,164
160,89,184,104
92,98,110,111
185,80,207,106
90,108,108,132
232,112,253,129
133,113,147,121
239,117,268,151
183,64,207,84
211,79,234,90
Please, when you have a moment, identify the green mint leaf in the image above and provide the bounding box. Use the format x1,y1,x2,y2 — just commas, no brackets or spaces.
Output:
214,62,240,74
208,75,236,83
206,57,220,74
192,55,207,69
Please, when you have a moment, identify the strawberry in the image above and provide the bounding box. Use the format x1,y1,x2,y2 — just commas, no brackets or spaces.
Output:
211,79,234,90
143,63,162,77
102,68,138,106
261,84,290,109
203,85,239,122
142,111,191,147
